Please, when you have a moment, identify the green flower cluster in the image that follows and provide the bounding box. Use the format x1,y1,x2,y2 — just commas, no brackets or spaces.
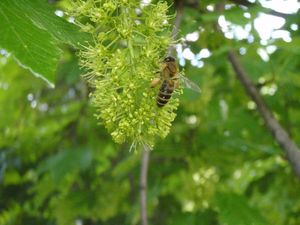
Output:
71,0,180,149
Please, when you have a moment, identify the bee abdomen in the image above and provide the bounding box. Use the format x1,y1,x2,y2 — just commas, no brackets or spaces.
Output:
156,81,174,107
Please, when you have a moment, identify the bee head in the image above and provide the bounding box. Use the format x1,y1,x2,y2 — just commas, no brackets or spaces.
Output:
164,56,176,63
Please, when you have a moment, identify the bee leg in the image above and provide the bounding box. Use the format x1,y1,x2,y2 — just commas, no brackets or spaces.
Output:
151,78,161,88
170,77,180,89
152,71,160,76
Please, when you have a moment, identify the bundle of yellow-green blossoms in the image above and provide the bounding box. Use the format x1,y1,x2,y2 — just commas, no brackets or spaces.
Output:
70,0,180,149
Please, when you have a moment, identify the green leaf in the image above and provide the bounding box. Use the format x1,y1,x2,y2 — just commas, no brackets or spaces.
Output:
0,0,91,86
200,12,219,22
224,7,249,26
15,0,92,47
0,0,61,86
169,211,218,225
56,53,82,84
215,192,267,225
37,148,93,183
275,37,300,55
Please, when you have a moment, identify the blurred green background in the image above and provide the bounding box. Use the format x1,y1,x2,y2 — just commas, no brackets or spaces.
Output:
1,0,300,224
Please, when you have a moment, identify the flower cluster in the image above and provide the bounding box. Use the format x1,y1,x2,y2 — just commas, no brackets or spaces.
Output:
70,0,180,149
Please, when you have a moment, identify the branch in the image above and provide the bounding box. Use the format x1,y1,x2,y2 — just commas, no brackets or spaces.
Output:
140,148,150,225
267,10,291,18
167,0,185,56
214,2,300,178
229,0,255,7
228,51,300,179
230,0,294,18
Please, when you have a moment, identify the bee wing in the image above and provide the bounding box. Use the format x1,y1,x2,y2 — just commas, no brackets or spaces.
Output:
178,74,201,93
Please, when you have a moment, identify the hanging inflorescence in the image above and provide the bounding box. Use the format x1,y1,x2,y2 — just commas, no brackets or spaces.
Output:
70,0,180,149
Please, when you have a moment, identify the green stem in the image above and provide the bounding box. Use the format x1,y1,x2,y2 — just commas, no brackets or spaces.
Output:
127,39,137,76
128,39,135,60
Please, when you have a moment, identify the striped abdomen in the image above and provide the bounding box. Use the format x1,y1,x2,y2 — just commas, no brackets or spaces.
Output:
156,80,175,107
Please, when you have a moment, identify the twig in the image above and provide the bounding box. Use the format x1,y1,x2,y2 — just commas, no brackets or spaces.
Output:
228,51,300,179
230,0,293,18
140,148,150,225
167,0,185,56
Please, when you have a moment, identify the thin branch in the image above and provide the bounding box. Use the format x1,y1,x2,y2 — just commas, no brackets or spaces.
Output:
228,51,300,179
230,0,295,18
214,2,300,179
229,0,255,7
167,0,184,56
267,10,291,18
140,148,150,225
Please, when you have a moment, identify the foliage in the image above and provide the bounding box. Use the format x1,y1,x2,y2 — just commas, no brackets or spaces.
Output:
0,0,91,86
1,0,300,225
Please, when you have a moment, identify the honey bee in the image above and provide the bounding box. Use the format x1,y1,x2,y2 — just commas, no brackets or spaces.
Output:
151,56,201,107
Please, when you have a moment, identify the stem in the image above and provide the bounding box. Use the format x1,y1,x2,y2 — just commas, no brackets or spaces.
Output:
128,39,135,60
123,7,136,68
228,51,300,179
167,0,184,56
139,2,185,224
140,148,150,225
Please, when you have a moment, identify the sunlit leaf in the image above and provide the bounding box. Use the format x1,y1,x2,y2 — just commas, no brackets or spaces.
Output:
0,0,91,86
